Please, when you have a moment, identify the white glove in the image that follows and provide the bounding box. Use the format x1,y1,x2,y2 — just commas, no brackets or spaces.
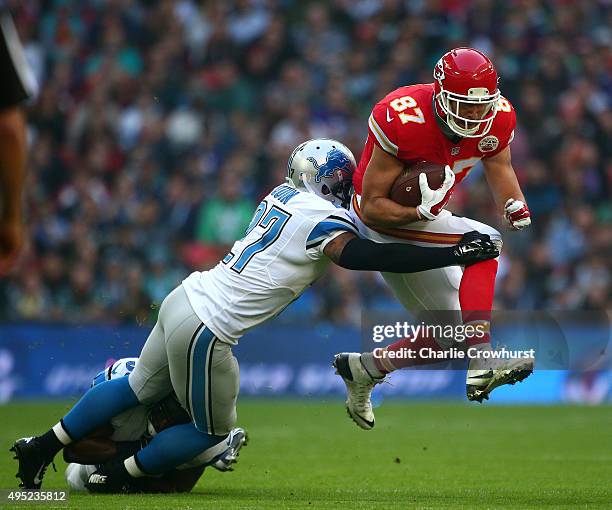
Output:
416,165,455,221
504,198,531,230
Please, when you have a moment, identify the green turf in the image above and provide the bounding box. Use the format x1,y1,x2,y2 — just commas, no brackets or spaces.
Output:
0,400,610,509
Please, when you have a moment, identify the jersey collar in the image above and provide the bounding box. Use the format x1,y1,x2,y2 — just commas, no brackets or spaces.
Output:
432,96,462,144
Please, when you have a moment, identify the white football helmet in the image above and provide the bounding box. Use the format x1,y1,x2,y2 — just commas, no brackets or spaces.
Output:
286,139,356,209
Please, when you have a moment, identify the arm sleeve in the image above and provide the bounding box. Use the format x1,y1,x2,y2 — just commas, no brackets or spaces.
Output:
0,9,37,109
337,237,458,273
305,212,359,260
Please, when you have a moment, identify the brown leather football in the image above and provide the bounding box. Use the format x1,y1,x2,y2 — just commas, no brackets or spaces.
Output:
389,161,446,207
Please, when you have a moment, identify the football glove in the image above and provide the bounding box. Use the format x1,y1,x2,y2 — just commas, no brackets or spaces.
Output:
504,198,531,230
417,165,455,221
453,231,500,265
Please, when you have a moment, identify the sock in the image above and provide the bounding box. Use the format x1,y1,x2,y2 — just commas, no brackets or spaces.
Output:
36,424,70,459
125,423,226,476
61,376,139,440
103,457,132,480
459,259,498,347
362,332,443,376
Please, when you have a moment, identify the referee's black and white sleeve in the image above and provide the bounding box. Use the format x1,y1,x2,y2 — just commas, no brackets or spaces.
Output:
0,5,37,109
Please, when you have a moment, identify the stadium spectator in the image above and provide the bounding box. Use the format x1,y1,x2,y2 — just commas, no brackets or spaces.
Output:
195,169,254,248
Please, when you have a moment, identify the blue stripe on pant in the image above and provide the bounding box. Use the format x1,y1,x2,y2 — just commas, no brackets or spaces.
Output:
187,326,218,434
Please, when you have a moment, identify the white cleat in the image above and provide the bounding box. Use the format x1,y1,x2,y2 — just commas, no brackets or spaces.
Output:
466,346,534,402
212,428,248,472
333,353,383,430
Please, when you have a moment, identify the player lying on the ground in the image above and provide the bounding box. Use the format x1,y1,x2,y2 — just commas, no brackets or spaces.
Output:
64,357,247,493
11,138,499,492
332,47,534,430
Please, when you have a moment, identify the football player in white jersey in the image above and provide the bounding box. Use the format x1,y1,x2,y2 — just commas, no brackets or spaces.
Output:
12,139,499,492
64,358,247,493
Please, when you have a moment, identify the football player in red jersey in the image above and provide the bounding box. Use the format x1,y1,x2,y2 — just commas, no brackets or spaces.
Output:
333,47,533,430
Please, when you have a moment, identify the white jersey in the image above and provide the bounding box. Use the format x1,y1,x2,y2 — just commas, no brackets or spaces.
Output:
182,185,358,344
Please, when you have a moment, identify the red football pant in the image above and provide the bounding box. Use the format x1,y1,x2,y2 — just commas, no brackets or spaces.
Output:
373,332,442,373
459,259,498,347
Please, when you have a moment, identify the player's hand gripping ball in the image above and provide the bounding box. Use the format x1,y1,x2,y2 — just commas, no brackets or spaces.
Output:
390,162,455,220
417,165,455,220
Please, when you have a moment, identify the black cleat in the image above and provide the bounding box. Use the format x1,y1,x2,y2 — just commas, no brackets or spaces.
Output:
10,437,56,489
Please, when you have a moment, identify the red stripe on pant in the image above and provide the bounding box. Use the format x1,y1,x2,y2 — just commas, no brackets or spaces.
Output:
374,333,443,374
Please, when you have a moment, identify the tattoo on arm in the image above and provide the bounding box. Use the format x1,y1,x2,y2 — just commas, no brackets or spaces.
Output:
323,232,357,264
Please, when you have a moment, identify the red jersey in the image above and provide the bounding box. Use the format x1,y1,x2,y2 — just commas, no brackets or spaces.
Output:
353,83,516,195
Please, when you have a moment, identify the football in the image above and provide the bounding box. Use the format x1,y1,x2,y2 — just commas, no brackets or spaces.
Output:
389,161,447,207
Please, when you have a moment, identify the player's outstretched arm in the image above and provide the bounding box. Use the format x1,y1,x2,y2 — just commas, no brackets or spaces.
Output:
0,107,27,275
483,147,531,230
0,7,36,276
360,145,422,227
324,231,499,273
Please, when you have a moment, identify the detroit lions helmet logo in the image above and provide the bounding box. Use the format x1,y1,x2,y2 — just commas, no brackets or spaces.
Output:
308,149,353,183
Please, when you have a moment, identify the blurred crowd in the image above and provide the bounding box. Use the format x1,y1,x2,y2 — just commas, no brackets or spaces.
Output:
1,0,610,325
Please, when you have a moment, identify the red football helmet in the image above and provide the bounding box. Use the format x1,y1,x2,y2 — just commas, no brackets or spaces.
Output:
434,47,500,138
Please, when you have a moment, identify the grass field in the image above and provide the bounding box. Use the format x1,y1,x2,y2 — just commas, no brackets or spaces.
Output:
0,400,610,509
